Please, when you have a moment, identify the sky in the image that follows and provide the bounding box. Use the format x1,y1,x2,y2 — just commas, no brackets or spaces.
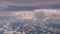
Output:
0,0,60,23
0,0,60,33
0,0,60,11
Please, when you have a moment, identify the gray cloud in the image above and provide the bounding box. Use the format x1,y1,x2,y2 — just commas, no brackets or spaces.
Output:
0,0,60,11
1,6,38,11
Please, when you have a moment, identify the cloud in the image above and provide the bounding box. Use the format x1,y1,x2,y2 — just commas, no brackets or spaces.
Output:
1,6,38,11
0,9,60,33
0,9,60,23
0,0,60,11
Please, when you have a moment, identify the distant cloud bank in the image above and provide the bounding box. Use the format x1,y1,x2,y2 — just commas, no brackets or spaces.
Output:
0,0,60,11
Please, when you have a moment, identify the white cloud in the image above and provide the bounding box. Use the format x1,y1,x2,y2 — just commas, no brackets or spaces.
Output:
0,9,60,33
0,9,60,23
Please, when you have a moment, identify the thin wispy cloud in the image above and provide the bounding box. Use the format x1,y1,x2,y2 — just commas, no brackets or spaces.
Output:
0,0,60,11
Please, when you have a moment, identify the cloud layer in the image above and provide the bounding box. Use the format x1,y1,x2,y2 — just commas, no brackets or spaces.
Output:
0,9,60,33
0,0,60,11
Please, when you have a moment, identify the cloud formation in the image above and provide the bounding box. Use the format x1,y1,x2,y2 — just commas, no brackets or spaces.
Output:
0,9,60,34
0,0,60,11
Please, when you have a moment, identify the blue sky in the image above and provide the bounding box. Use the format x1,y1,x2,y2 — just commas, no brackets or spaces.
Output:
0,0,60,11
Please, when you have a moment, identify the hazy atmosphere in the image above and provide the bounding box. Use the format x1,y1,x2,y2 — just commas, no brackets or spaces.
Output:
0,0,60,34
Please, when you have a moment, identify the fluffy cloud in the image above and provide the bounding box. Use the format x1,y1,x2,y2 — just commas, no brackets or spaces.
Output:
0,9,60,23
0,9,60,33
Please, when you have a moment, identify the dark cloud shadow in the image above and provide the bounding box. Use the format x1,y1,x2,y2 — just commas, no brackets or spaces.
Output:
1,6,39,11
1,4,60,11
35,4,60,9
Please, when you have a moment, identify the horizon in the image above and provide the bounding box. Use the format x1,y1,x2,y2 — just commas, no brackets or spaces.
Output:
0,0,60,34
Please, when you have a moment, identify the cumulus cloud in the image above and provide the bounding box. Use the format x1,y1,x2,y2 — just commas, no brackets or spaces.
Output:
0,9,60,23
0,9,60,33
